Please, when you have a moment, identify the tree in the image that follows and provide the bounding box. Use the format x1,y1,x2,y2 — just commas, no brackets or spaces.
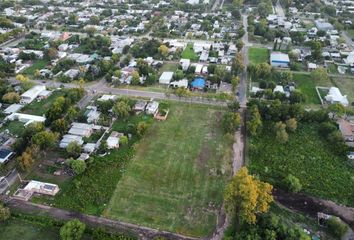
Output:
0,203,10,222
222,112,241,133
232,53,244,75
34,69,41,78
2,92,20,103
233,0,244,7
46,47,58,60
224,167,273,225
17,145,38,171
236,40,244,51
247,105,262,136
31,131,58,150
174,87,191,98
327,217,348,239
71,160,86,175
328,103,345,118
137,122,149,137
60,219,86,240
285,118,297,132
119,135,128,145
158,44,169,59
310,41,322,62
131,71,140,85
112,101,131,118
66,106,78,122
284,174,302,193
16,74,28,82
90,15,100,25
66,141,82,158
311,67,328,83
275,122,288,143
51,118,68,135
231,76,239,93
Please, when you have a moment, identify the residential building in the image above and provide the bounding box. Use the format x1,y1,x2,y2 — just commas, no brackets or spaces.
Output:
20,85,46,104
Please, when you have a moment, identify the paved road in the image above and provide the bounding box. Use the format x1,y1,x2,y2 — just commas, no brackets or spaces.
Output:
2,197,200,240
0,169,19,194
275,0,285,17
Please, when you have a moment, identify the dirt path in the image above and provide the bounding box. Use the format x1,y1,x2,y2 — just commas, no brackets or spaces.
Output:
2,196,200,240
274,189,354,230
210,109,246,240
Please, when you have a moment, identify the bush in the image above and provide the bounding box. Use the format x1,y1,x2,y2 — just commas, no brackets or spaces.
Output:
284,174,302,193
327,217,348,239
71,160,87,175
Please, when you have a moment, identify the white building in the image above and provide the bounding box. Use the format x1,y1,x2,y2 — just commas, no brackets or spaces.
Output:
68,123,93,137
146,101,159,115
159,72,174,84
97,94,117,102
170,79,188,88
20,85,46,104
325,87,349,106
179,59,191,71
270,52,290,68
3,104,23,115
59,135,84,148
5,113,46,126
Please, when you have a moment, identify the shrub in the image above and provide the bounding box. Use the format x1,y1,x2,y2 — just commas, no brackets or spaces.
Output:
327,217,348,239
284,174,302,193
71,160,87,175
60,219,86,240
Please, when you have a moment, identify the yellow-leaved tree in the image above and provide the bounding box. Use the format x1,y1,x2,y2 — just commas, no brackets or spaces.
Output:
224,167,273,225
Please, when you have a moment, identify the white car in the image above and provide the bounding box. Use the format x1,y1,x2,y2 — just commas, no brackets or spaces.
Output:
347,153,354,160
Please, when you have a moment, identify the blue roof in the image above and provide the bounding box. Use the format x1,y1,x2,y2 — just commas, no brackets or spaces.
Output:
0,149,12,159
191,78,205,88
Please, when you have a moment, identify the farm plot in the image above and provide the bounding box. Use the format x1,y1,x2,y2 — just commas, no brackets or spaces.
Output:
106,103,233,237
249,123,354,206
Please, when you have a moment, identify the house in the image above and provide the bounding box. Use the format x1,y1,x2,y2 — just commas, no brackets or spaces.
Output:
273,85,285,94
63,69,80,80
0,148,14,164
68,123,93,137
106,131,124,149
97,94,117,102
59,134,84,148
325,87,349,106
20,85,46,104
337,119,354,142
3,104,23,115
133,101,147,112
315,20,334,31
146,101,159,115
270,52,290,68
159,72,174,84
180,58,190,71
5,113,46,126
13,180,60,201
194,64,203,74
307,63,317,71
170,79,188,88
83,143,96,153
85,107,100,124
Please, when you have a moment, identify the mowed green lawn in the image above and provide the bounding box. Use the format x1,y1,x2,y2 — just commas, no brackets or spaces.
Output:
248,47,269,64
181,43,199,62
22,59,49,76
293,73,333,105
21,90,64,115
106,103,232,237
0,218,59,240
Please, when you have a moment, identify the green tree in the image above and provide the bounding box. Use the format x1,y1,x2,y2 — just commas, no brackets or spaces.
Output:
232,53,244,75
51,118,68,135
224,167,273,225
66,141,82,158
71,160,86,175
285,118,297,132
131,71,140,85
2,92,20,103
284,174,302,193
31,131,58,150
311,67,328,83
112,101,131,118
275,122,288,143
119,135,128,145
60,219,86,240
247,105,262,136
231,76,239,93
327,217,348,239
310,41,322,62
0,203,10,222
222,112,241,133
328,103,345,118
137,122,149,137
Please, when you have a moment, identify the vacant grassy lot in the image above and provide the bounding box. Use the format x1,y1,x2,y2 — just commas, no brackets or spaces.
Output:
181,43,199,62
22,59,49,76
249,123,354,206
293,73,333,105
159,62,179,73
106,103,232,237
0,218,58,240
21,90,65,115
248,47,269,64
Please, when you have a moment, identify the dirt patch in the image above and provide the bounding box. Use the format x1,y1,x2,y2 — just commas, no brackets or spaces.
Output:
197,144,211,169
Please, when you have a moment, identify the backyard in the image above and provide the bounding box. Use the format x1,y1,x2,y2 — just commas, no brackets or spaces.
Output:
22,59,49,76
106,103,233,237
248,123,354,206
248,47,269,64
181,43,199,62
21,90,65,115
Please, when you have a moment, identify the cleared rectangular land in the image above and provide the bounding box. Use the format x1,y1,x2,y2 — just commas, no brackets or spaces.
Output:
248,47,269,64
106,103,232,237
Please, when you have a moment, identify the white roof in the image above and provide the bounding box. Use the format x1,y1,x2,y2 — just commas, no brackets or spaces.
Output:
107,136,119,148
270,52,290,63
98,94,117,101
21,85,46,99
273,85,285,93
159,72,174,84
4,104,23,114
24,180,58,193
5,113,46,126
170,79,188,88
325,87,349,106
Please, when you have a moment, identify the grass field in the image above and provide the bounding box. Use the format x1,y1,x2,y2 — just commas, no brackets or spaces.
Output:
347,30,354,40
106,103,232,237
159,62,179,73
22,59,49,75
0,121,25,136
249,123,354,206
0,218,58,240
293,73,333,105
181,43,199,62
248,47,269,64
21,90,65,115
